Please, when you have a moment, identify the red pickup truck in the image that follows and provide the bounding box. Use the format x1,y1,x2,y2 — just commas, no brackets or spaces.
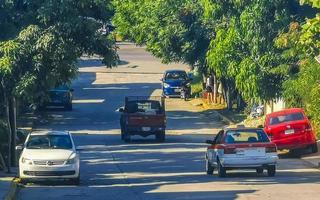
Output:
119,96,166,142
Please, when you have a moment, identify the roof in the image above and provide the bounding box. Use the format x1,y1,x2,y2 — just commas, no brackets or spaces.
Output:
30,131,69,136
266,108,304,117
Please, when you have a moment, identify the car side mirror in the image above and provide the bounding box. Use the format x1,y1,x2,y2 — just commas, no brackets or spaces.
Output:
15,145,24,151
206,140,215,145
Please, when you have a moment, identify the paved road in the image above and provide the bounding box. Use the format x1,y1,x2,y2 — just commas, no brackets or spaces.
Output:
18,43,320,200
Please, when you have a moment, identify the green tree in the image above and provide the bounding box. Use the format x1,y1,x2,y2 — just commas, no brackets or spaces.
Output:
0,0,118,170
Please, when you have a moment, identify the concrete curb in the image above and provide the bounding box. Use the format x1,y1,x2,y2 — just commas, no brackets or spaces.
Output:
216,111,235,125
4,180,21,200
301,141,320,169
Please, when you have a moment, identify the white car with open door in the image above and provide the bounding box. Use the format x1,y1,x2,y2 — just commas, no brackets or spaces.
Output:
17,131,80,184
205,127,278,177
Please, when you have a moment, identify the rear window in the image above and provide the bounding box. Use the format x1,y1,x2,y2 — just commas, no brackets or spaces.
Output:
165,71,187,81
224,130,270,144
126,101,161,114
269,112,305,126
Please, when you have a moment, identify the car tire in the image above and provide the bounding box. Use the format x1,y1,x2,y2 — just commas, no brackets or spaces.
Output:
310,143,318,154
217,159,226,178
71,176,80,185
124,133,131,143
256,168,264,174
156,131,165,142
65,103,73,111
267,165,276,177
206,159,214,175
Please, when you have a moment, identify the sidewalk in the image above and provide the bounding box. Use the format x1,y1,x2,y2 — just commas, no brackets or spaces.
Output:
0,171,17,200
301,141,320,168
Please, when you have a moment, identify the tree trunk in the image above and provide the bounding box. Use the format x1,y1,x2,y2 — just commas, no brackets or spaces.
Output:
226,88,233,111
0,152,7,172
221,82,232,111
4,94,12,173
9,97,17,167
212,73,218,104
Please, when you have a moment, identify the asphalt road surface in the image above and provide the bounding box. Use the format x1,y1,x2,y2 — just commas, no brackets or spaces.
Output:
18,43,320,200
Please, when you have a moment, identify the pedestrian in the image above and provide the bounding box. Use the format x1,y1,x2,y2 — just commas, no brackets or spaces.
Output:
206,75,214,104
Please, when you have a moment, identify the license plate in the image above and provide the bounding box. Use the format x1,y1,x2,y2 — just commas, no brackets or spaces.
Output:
174,88,181,92
142,127,151,132
242,148,265,156
285,129,295,135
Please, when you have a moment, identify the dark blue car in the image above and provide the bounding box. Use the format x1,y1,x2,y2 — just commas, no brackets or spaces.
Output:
42,85,73,110
161,70,190,97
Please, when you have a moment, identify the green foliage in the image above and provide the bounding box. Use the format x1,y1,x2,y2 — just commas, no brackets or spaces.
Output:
283,59,320,133
0,0,118,106
113,0,211,68
205,0,292,102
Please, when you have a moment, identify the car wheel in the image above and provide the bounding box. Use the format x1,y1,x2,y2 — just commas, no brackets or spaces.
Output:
267,165,276,177
156,131,165,142
71,176,80,185
206,159,214,175
256,168,264,174
124,133,131,143
217,159,226,178
65,103,72,111
310,143,318,154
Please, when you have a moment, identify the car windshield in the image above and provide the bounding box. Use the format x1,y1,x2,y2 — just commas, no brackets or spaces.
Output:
26,135,73,149
165,71,187,81
225,130,270,144
269,112,305,126
126,100,161,114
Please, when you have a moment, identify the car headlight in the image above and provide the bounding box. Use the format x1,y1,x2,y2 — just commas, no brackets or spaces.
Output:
163,83,170,88
21,157,33,165
66,158,76,164
66,153,77,164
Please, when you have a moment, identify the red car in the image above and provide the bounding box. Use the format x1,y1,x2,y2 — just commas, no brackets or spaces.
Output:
264,108,318,153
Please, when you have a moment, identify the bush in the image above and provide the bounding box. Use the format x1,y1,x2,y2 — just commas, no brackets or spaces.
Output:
191,72,204,98
283,59,320,138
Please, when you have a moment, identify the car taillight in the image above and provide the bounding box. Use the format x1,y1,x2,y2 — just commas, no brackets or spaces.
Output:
266,132,274,140
305,124,312,132
224,147,236,154
266,146,277,153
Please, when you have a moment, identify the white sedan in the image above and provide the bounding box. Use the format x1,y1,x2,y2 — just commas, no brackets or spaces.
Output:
17,131,80,184
205,127,278,177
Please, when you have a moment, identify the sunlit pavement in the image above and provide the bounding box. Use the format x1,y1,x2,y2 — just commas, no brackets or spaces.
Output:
17,43,320,200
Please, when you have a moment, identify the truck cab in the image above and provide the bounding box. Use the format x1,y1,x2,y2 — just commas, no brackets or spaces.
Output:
119,96,166,142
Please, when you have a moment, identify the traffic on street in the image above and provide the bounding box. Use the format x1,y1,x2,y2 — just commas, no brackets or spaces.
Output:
15,44,320,200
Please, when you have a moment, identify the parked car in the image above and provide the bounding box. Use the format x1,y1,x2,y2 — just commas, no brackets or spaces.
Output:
264,108,318,153
161,70,191,98
119,96,166,142
16,131,80,184
205,127,278,177
41,85,73,110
